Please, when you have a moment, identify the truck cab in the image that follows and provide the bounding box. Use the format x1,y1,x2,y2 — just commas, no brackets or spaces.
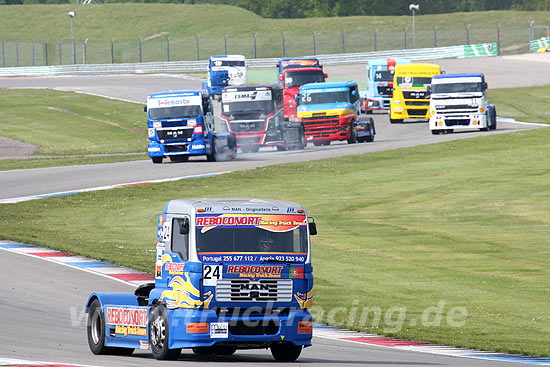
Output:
277,58,327,122
429,73,496,134
221,84,305,153
86,198,316,362
205,55,247,99
296,81,375,146
390,63,441,123
146,90,236,163
362,58,411,113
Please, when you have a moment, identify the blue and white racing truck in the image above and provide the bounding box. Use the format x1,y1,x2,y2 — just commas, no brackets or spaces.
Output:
86,198,316,362
429,73,497,134
204,55,247,100
145,90,237,163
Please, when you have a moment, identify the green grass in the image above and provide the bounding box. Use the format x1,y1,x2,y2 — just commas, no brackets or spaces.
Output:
0,89,149,170
0,5,549,65
1,126,550,356
488,87,550,124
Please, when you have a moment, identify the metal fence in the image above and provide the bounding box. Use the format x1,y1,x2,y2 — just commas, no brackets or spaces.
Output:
0,23,547,68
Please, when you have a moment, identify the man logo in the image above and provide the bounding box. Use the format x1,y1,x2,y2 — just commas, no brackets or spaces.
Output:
239,283,270,291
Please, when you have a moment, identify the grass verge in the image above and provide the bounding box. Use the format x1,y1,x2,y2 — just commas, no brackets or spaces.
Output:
1,126,549,356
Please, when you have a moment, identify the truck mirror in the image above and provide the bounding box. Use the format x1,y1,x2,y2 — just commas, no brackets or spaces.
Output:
308,217,317,236
351,90,357,97
143,105,147,112
324,73,328,78
279,75,283,81
427,85,432,94
295,94,300,102
484,82,488,90
180,217,189,235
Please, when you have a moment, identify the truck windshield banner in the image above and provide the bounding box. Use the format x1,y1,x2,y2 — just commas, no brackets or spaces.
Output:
281,59,319,68
222,90,272,103
196,214,307,233
147,95,202,109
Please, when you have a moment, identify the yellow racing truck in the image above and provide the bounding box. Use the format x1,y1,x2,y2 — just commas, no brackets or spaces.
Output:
389,63,441,123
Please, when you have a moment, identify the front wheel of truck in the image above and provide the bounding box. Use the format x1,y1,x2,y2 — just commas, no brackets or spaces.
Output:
87,299,134,356
150,305,181,360
347,121,358,144
270,342,302,362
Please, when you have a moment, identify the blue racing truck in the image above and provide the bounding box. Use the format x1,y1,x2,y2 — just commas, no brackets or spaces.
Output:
361,58,411,114
86,198,316,361
203,55,247,100
145,90,237,163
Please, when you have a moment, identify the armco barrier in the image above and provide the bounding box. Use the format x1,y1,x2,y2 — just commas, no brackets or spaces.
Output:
530,37,550,52
0,43,493,77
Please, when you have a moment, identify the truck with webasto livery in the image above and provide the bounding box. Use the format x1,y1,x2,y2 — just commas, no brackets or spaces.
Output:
204,55,247,100
220,84,305,153
296,81,375,146
429,73,496,134
86,198,316,362
390,63,441,123
362,58,411,113
277,57,327,123
145,90,236,163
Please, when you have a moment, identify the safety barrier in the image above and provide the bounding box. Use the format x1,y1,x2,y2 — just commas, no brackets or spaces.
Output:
530,37,550,53
0,43,496,77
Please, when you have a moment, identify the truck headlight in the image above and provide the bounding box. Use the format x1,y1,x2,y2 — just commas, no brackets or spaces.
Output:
393,100,402,104
479,107,484,113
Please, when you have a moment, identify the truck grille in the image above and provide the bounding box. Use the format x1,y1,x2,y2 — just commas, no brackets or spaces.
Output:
407,109,428,117
302,115,339,123
405,101,429,106
445,119,471,126
377,86,393,96
229,320,280,335
231,121,265,132
435,105,478,114
403,91,428,99
157,128,193,140
216,279,293,302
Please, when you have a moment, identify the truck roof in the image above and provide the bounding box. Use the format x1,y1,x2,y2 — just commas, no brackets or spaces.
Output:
432,73,484,79
210,54,246,60
222,83,280,92
164,198,306,215
300,81,357,91
148,90,203,98
395,63,441,73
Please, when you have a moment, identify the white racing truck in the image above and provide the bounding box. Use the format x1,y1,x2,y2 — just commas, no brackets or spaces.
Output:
429,73,496,134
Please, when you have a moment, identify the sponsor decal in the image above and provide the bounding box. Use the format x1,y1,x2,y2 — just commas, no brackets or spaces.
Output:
196,214,307,233
199,253,307,264
106,307,148,327
148,147,161,152
161,274,213,309
165,262,185,275
114,325,147,337
281,59,318,68
289,266,304,279
294,288,313,309
222,90,272,103
186,322,209,333
298,321,313,334
210,322,229,339
227,265,283,278
139,340,150,349
153,121,162,129
191,144,206,150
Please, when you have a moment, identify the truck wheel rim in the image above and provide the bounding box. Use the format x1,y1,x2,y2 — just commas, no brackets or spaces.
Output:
151,313,166,349
90,310,101,345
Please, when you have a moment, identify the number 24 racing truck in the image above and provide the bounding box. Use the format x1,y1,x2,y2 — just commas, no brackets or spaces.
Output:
85,198,317,362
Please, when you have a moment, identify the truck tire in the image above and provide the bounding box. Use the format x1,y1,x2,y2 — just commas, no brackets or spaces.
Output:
490,105,497,130
347,121,358,144
270,343,302,362
206,137,217,162
151,157,163,164
87,299,134,356
364,121,375,143
150,304,181,360
297,126,306,149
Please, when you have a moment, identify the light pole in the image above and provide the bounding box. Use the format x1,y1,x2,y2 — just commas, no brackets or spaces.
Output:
409,4,419,49
68,11,76,64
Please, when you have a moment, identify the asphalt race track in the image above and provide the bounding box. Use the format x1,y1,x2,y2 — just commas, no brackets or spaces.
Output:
1,54,548,366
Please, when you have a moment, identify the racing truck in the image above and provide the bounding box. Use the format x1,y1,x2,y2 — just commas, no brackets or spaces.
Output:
277,57,327,123
429,73,496,134
361,58,411,113
204,55,247,100
145,90,237,163
221,84,305,153
296,81,375,146
86,198,316,362
390,63,441,123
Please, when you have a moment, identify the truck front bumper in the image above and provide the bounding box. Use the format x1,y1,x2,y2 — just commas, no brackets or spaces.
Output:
167,308,313,349
148,138,209,158
430,114,488,131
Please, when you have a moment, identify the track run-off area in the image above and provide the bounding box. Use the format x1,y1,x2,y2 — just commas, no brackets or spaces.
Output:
1,53,550,366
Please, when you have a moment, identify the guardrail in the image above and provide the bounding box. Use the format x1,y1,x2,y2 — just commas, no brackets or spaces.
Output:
530,37,550,52
0,43,495,77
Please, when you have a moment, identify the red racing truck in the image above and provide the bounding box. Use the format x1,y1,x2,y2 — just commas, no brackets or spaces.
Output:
277,58,327,124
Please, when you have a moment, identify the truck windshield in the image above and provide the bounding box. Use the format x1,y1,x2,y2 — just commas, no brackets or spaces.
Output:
285,70,325,88
196,227,307,254
212,60,245,67
300,90,348,105
373,70,394,82
432,82,483,94
396,76,432,87
223,100,273,114
149,105,201,120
